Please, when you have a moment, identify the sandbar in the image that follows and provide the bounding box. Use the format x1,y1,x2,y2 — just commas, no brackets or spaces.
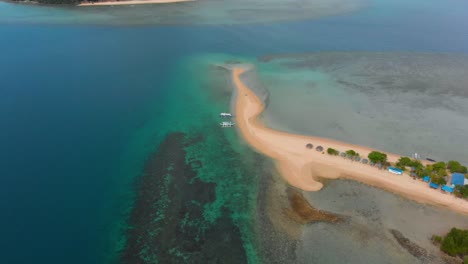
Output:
232,67,468,215
78,0,192,6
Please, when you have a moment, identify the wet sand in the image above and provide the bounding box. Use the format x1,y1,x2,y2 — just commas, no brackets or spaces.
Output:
78,0,192,6
232,66,468,215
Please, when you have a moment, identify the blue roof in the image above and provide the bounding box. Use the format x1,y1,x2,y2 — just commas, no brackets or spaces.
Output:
388,166,403,173
452,173,465,186
423,176,430,182
442,185,454,193
429,182,440,189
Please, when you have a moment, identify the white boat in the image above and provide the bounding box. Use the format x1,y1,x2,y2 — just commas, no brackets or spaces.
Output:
219,112,233,118
220,121,235,127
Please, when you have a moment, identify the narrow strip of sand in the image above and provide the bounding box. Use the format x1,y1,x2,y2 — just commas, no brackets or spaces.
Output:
78,0,192,6
232,67,468,215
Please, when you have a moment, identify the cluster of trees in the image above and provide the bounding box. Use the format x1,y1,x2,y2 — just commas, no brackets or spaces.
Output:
448,160,468,174
433,228,468,261
345,149,359,157
396,156,423,171
455,185,468,198
327,148,339,156
367,151,387,164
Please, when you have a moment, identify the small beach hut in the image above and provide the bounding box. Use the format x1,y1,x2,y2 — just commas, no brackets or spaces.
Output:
423,176,430,183
376,163,383,169
429,182,440,189
442,185,454,193
410,172,417,178
340,152,346,158
361,159,368,164
316,146,323,152
354,156,361,162
346,154,353,160
370,161,375,167
388,166,403,175
306,143,313,149
451,173,466,186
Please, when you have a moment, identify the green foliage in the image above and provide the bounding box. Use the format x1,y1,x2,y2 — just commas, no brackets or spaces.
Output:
327,148,339,156
396,157,411,166
345,149,359,157
431,174,447,185
437,168,448,177
464,256,468,264
368,151,387,164
440,228,468,257
455,185,468,198
448,160,468,174
432,162,447,172
432,235,443,243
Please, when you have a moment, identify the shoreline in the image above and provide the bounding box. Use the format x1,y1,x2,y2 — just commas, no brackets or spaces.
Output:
78,0,192,6
231,66,468,215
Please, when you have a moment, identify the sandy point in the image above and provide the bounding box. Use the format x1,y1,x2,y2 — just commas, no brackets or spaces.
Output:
231,67,468,215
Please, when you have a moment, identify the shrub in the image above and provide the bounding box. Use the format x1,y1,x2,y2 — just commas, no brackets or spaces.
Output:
327,148,339,156
440,228,468,257
345,149,359,157
432,235,443,243
368,151,387,164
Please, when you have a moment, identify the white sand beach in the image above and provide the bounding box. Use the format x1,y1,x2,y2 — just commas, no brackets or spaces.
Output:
232,67,468,215
78,0,192,6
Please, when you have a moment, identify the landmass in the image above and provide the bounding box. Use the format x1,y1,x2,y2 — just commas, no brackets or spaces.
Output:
7,0,192,6
231,66,468,215
78,0,192,6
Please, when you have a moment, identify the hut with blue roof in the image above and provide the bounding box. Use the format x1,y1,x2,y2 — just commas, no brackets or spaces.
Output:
442,185,454,193
388,166,403,175
451,173,466,186
429,182,440,189
423,176,430,183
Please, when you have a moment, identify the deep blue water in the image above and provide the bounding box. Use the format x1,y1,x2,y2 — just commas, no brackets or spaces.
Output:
1,1,468,263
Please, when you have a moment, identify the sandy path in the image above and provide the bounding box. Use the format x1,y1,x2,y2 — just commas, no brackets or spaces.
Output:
78,0,192,6
232,67,468,215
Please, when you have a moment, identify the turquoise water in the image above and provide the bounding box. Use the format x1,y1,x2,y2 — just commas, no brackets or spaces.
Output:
1,0,468,263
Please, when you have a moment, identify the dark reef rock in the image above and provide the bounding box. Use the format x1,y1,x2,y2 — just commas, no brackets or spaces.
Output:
121,132,247,264
390,229,436,263
285,190,341,224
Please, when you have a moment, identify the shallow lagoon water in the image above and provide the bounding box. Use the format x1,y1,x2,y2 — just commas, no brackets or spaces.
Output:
257,52,468,162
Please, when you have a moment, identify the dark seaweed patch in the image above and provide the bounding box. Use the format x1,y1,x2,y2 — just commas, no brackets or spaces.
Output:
121,132,247,264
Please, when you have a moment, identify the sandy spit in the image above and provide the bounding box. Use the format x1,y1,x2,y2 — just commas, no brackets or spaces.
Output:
232,66,468,215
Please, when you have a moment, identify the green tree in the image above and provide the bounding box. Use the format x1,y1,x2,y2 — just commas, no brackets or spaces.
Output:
448,161,468,173
455,185,468,198
431,174,446,185
432,162,447,172
368,151,387,164
397,157,412,167
437,168,448,177
327,148,339,156
440,228,468,257
345,150,359,157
